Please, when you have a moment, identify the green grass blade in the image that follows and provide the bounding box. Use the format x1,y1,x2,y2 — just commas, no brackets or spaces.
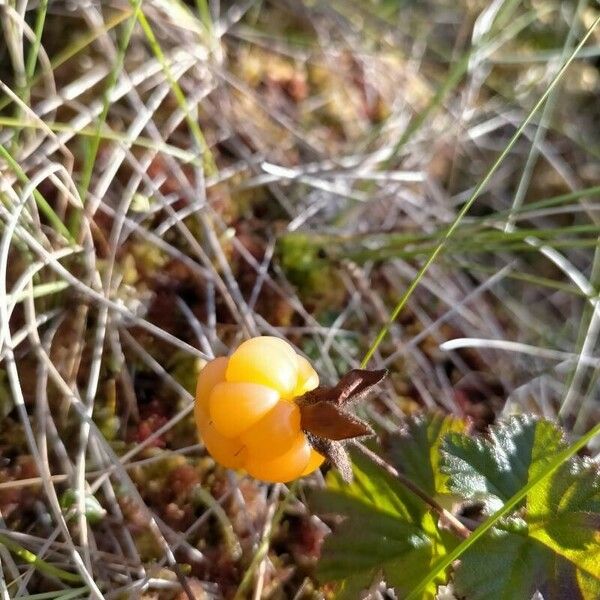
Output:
7,280,70,305
0,116,203,165
360,12,600,368
0,144,74,244
0,9,132,115
73,0,143,237
194,0,213,34
458,262,590,298
0,533,81,584
388,49,472,159
132,3,216,175
25,0,49,81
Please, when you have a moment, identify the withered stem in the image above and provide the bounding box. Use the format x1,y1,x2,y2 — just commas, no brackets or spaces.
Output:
352,441,471,540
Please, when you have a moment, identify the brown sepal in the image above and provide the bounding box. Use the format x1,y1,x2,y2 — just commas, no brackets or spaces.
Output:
333,369,388,406
306,434,353,483
298,368,388,483
300,401,374,440
297,368,388,408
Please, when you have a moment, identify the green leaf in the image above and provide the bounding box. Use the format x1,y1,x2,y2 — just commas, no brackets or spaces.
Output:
527,460,600,585
443,416,600,600
441,415,566,512
308,450,457,599
452,529,567,600
385,413,466,497
454,462,600,600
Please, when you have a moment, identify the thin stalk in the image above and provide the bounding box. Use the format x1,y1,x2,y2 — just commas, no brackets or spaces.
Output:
9,588,89,600
559,240,600,420
7,280,70,305
352,442,470,540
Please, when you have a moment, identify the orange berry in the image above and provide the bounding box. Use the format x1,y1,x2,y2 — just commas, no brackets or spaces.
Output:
292,355,319,398
256,336,298,362
226,336,298,398
194,337,325,483
301,449,325,476
197,419,246,469
195,357,229,416
244,433,311,483
209,381,279,438
240,401,300,460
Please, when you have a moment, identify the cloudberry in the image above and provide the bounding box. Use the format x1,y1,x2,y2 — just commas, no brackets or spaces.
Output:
195,337,324,483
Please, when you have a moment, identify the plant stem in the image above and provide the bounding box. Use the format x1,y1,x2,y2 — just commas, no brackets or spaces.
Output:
352,441,471,540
